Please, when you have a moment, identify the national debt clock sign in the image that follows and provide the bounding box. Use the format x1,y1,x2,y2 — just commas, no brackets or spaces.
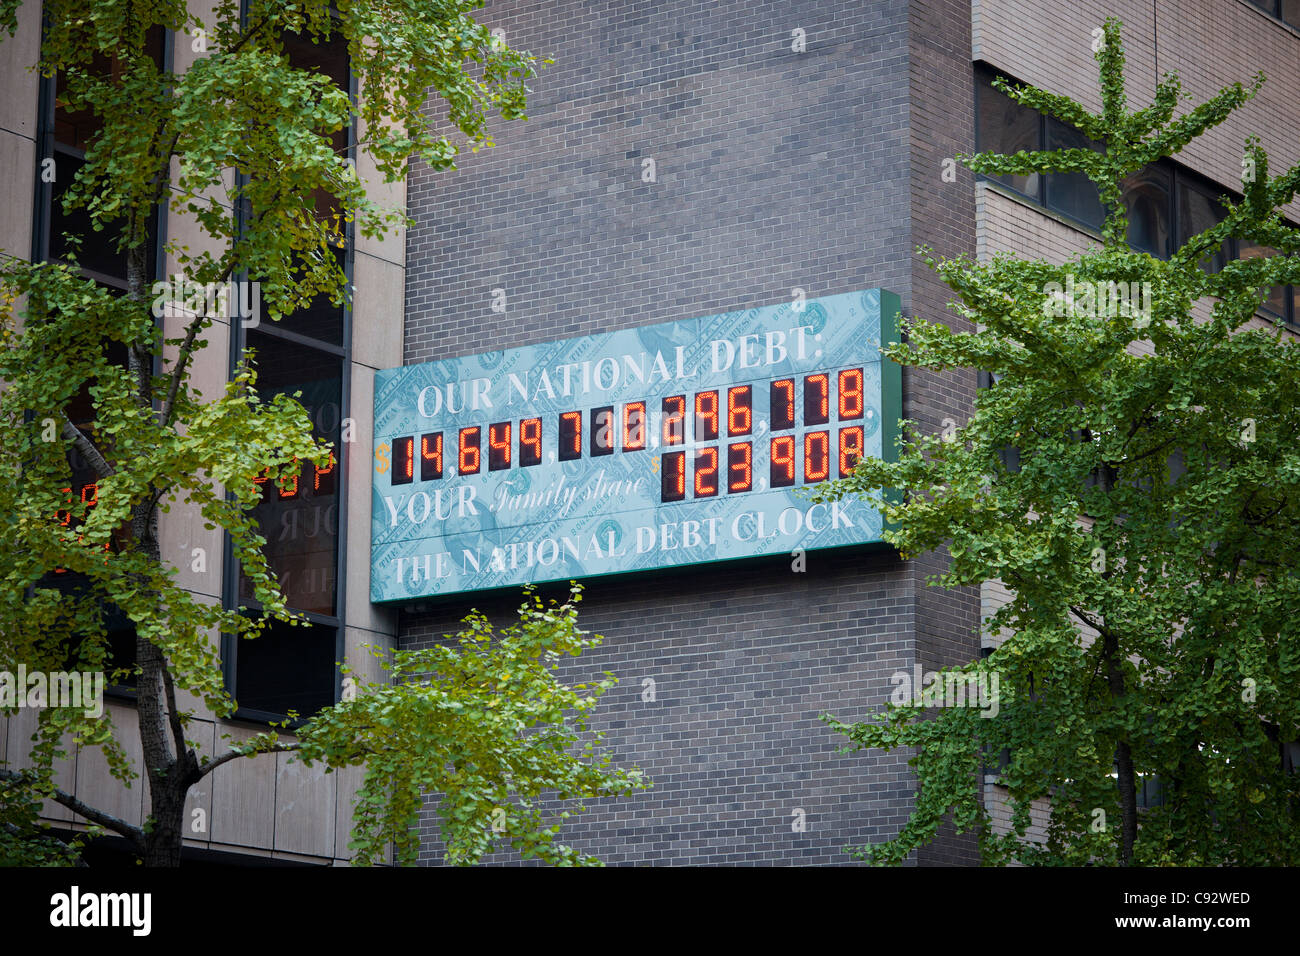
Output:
370,288,901,602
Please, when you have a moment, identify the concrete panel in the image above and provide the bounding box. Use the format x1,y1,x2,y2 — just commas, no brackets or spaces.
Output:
0,0,40,139
332,762,366,862
351,250,405,371
343,361,398,637
209,724,277,849
6,705,78,822
181,718,216,846
73,701,145,828
343,625,392,690
0,131,35,261
354,110,407,269
274,748,336,856
156,312,228,601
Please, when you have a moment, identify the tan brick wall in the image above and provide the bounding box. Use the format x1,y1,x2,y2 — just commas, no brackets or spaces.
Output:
974,0,1300,220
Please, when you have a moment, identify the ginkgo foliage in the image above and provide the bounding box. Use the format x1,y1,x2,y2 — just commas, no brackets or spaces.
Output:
817,19,1300,865
0,0,646,867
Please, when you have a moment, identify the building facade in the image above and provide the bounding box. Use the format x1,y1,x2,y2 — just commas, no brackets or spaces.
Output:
2,0,1297,865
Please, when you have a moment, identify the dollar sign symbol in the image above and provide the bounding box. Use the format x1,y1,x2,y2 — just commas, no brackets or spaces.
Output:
651,455,660,474
375,441,391,474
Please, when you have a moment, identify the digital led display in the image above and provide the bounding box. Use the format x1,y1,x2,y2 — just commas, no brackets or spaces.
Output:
371,288,901,601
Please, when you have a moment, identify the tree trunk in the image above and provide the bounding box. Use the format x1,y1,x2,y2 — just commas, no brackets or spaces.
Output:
1095,460,1138,864
125,227,191,867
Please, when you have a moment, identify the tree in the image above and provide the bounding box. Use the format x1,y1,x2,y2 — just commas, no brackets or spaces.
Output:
0,0,646,866
816,18,1300,865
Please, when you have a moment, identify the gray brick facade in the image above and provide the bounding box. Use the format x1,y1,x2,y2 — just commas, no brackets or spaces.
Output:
401,0,981,865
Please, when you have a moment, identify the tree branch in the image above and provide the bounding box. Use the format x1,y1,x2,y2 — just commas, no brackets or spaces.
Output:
1,822,90,866
61,414,113,480
161,664,188,764
196,740,302,779
0,768,145,850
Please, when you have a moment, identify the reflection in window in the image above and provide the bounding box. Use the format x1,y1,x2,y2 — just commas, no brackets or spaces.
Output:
1122,166,1171,257
976,75,1040,198
225,21,353,722
1176,179,1229,274
1236,241,1288,316
1045,119,1106,231
239,331,343,617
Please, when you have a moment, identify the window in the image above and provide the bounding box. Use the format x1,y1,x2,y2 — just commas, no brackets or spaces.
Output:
1045,119,1106,232
32,34,166,691
222,24,353,723
1122,165,1171,258
1235,241,1288,317
975,69,1106,232
975,73,1040,198
1246,0,1300,29
1175,176,1229,273
976,68,1300,327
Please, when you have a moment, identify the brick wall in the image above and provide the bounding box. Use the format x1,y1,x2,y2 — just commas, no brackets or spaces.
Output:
973,0,1300,219
907,0,982,866
400,0,985,865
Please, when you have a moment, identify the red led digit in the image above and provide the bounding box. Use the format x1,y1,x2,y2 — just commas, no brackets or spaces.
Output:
727,386,752,436
591,406,615,457
804,431,830,482
662,450,686,502
727,442,752,493
662,396,686,446
315,451,337,493
695,391,719,442
56,487,73,526
459,426,481,475
771,436,796,487
559,411,582,461
392,436,413,485
804,374,830,425
80,482,98,507
420,434,443,481
839,368,864,419
489,421,511,471
839,426,864,478
771,379,795,431
520,418,543,466
278,457,300,499
623,402,646,451
694,447,719,497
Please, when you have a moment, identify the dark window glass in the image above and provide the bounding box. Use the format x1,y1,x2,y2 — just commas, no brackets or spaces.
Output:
283,29,350,90
238,331,343,616
1122,165,1171,257
1236,241,1288,316
1175,179,1229,273
49,151,130,282
976,73,1041,198
38,338,138,685
259,29,351,346
1285,0,1300,26
269,247,346,345
1045,119,1105,230
234,618,336,717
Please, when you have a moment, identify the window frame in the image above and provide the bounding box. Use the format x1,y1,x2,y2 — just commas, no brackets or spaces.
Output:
975,66,1300,330
220,17,356,727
